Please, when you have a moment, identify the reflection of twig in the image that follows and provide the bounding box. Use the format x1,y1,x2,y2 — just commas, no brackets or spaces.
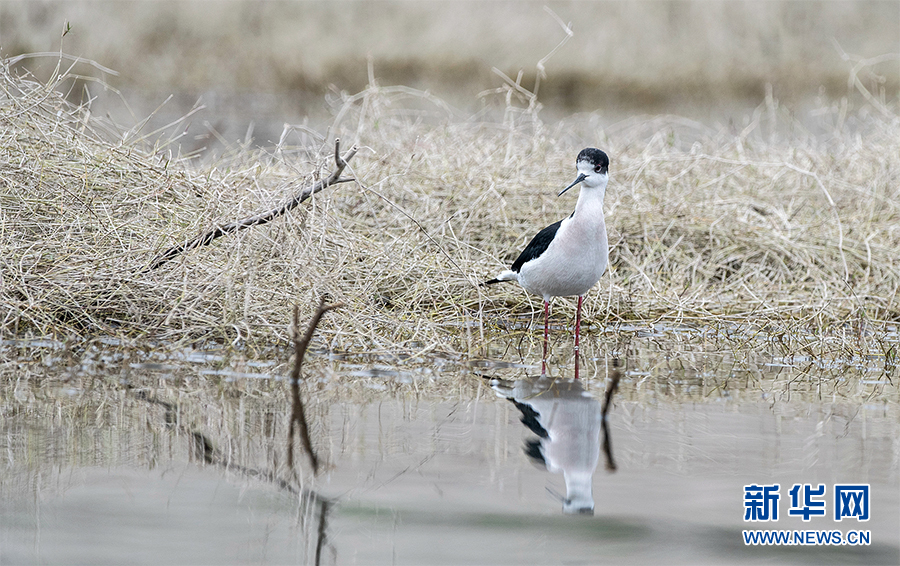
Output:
288,299,342,476
314,496,331,566
147,138,358,270
601,362,621,419
130,388,301,493
600,360,621,471
132,386,333,561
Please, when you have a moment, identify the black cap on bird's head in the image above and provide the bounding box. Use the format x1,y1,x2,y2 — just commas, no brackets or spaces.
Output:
558,148,610,197
576,148,609,174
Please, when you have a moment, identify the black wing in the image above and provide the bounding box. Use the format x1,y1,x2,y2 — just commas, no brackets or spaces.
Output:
510,220,561,273
511,400,549,438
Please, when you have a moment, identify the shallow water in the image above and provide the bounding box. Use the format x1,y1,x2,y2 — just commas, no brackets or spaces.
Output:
1,333,898,564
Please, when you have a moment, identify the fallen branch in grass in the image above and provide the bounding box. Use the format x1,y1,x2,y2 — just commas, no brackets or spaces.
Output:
146,138,359,271
288,299,343,476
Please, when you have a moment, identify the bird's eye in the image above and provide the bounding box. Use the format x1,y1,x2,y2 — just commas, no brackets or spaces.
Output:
594,165,603,173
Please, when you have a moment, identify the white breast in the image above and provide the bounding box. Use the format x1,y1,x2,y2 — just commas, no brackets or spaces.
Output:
517,190,609,301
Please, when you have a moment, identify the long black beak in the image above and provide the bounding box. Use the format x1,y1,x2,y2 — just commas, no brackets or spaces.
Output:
558,173,586,197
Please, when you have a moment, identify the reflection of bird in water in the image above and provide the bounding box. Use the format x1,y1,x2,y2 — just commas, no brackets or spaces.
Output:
483,148,611,378
489,371,619,515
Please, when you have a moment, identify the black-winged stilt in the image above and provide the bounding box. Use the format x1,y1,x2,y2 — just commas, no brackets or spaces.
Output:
484,148,610,377
488,375,606,514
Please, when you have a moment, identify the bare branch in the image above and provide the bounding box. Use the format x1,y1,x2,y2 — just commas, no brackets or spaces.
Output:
287,299,343,476
147,139,359,271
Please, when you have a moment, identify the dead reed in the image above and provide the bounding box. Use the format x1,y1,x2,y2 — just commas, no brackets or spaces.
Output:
1,55,898,367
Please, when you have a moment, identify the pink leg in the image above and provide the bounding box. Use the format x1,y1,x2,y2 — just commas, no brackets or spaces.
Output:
575,295,582,352
574,295,582,379
541,299,550,376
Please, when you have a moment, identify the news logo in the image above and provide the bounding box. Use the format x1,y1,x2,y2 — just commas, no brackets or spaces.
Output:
742,483,872,546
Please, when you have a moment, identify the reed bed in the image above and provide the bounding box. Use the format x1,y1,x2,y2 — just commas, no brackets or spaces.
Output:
1,56,898,365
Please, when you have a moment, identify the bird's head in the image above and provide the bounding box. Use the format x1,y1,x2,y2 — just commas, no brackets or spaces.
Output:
558,148,609,196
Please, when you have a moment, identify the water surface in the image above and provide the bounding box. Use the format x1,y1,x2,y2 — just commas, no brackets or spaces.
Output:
2,332,897,564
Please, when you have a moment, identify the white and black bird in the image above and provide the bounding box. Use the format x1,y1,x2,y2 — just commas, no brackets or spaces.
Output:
489,374,610,515
484,148,610,375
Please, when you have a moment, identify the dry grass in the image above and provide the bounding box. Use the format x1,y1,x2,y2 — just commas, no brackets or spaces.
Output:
1,55,899,369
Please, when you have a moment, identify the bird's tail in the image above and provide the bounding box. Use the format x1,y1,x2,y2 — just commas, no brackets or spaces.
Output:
481,270,517,286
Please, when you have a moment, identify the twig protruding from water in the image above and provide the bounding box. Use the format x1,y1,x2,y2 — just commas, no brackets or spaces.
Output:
288,299,343,476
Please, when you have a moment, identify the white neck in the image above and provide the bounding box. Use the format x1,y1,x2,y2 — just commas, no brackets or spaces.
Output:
563,470,594,514
573,177,608,220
